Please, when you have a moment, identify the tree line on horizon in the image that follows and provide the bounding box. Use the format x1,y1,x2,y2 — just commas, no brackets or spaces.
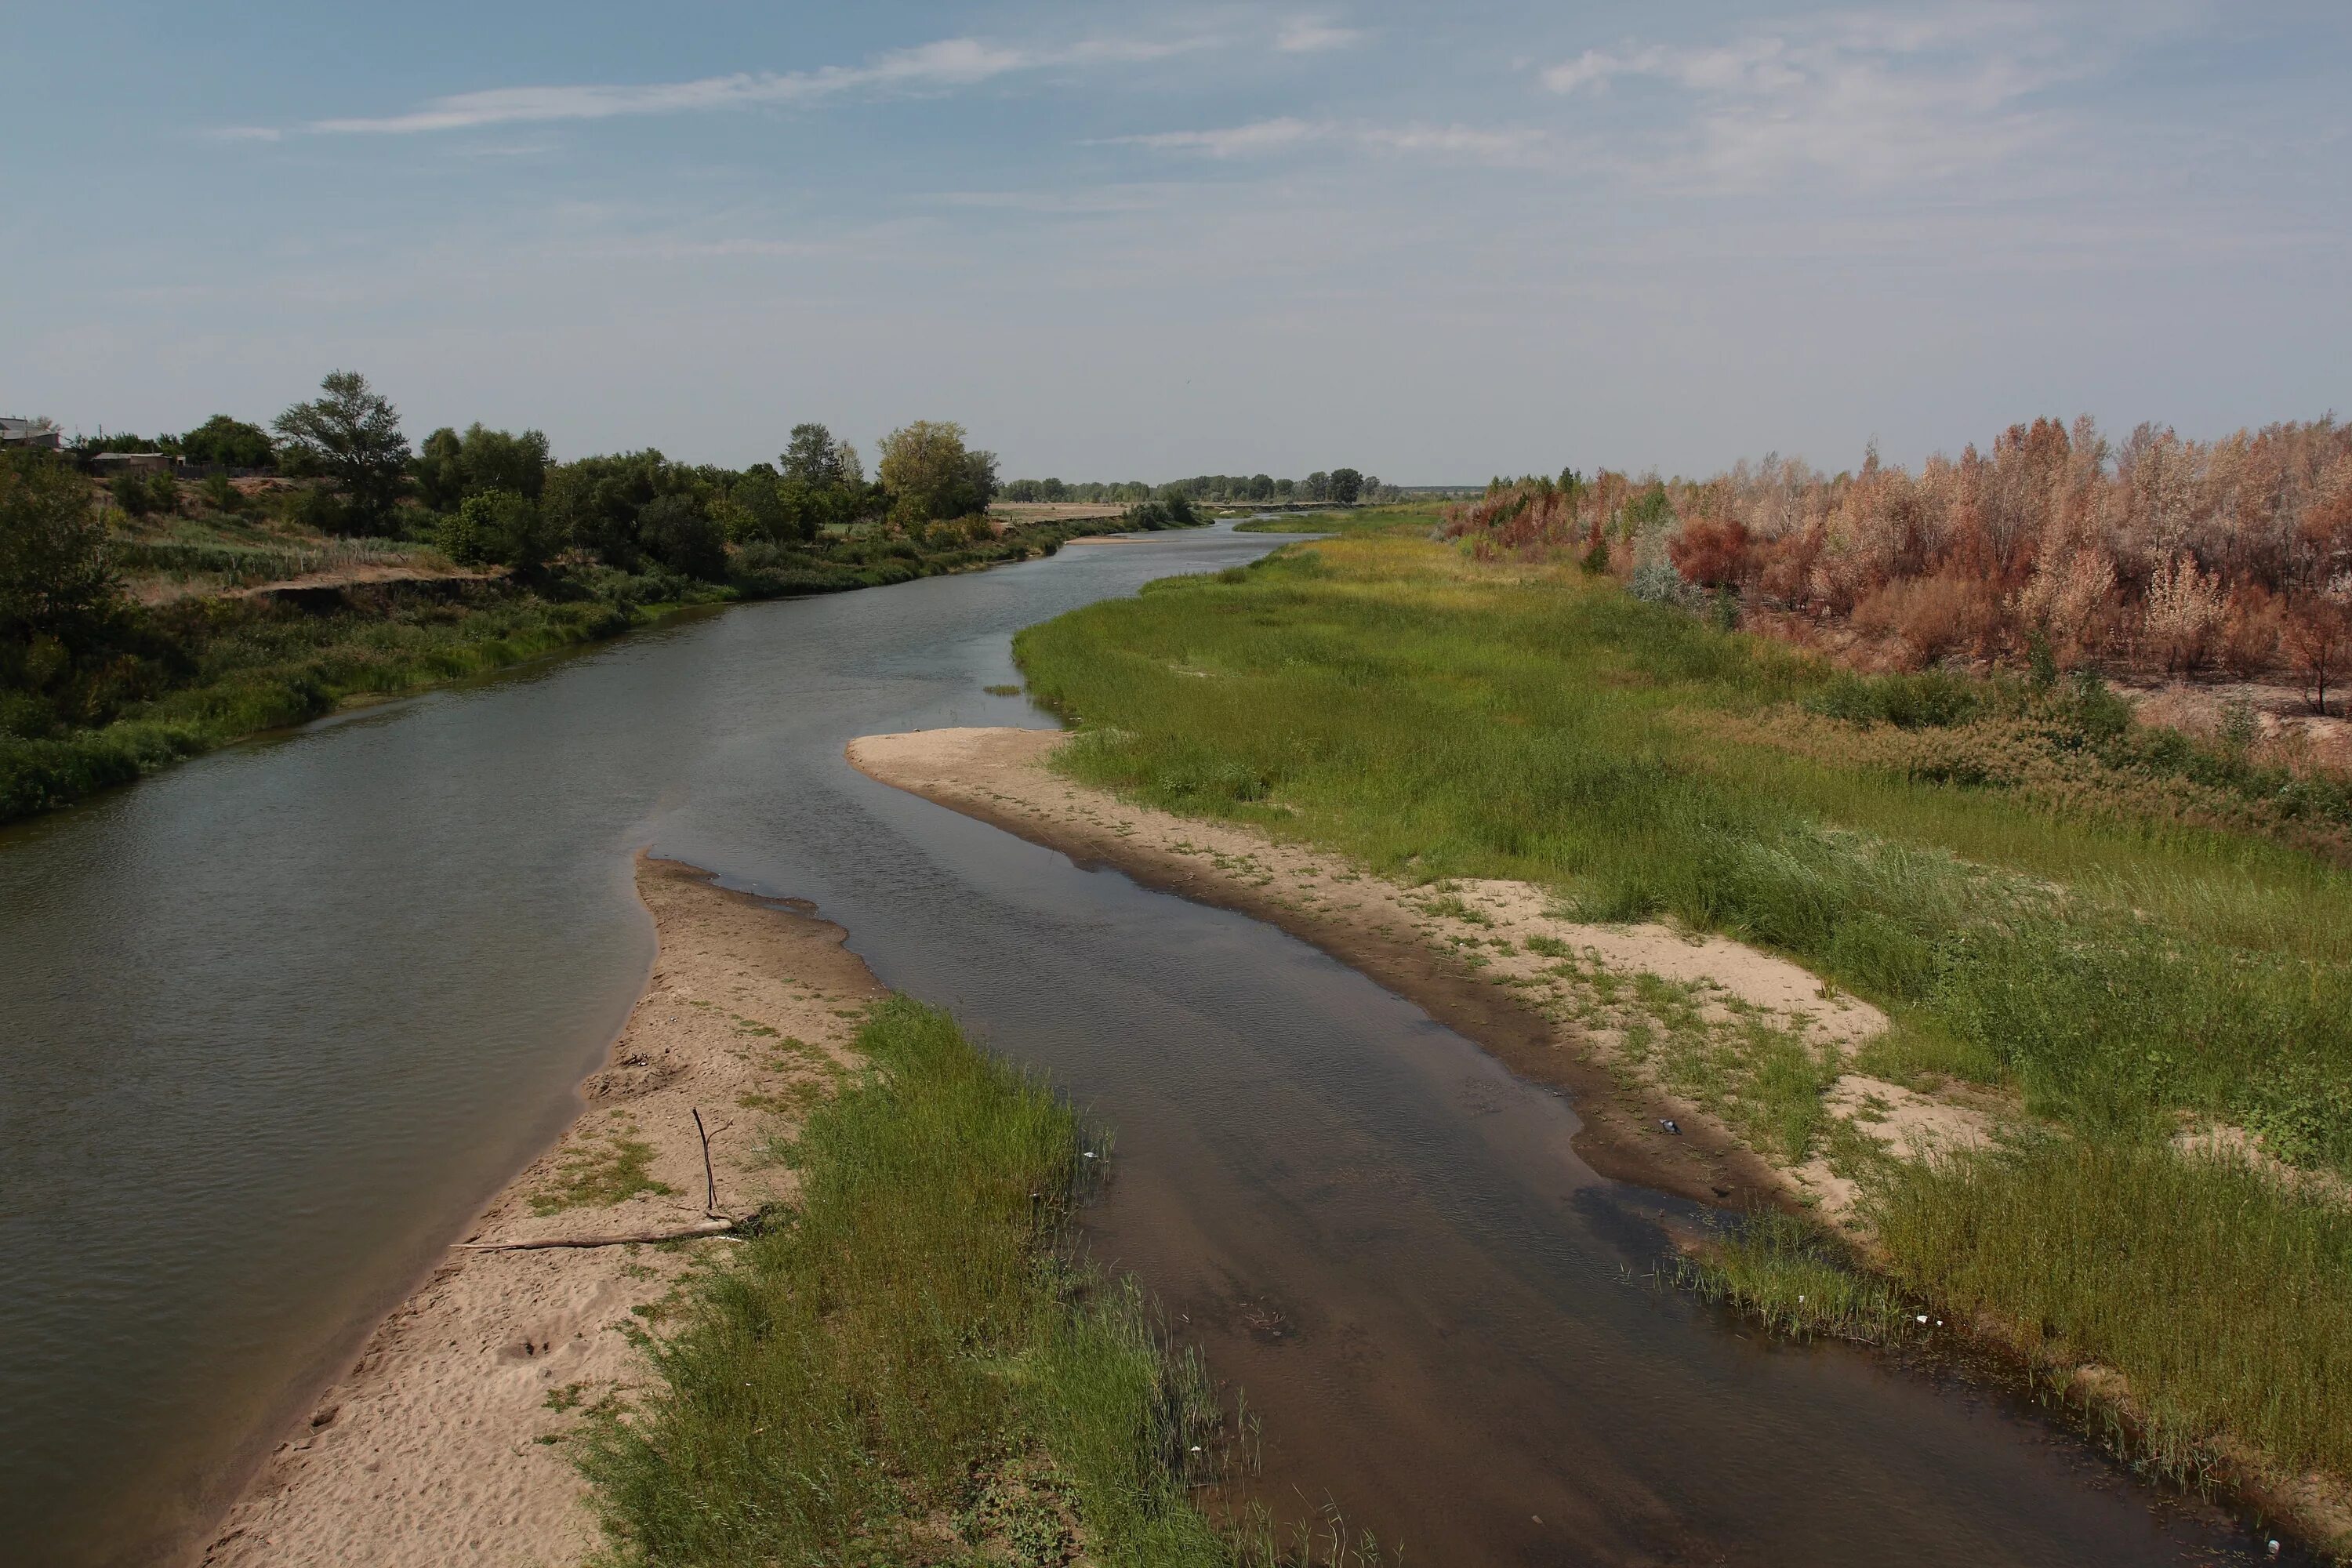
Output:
1000,470,1399,506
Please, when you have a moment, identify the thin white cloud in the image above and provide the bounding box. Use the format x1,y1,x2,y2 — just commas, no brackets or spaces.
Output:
1116,118,1332,157
1537,5,2086,187
1116,118,1547,166
1359,123,1548,162
1276,18,1363,53
308,34,1207,135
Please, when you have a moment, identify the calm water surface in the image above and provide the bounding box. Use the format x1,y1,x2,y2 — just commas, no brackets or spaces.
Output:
0,525,2291,1564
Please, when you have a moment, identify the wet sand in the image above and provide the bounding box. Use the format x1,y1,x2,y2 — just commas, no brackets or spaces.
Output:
201,857,882,1567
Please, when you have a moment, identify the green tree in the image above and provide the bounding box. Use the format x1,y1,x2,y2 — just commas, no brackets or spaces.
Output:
782,423,850,489
176,414,274,469
637,492,728,580
877,420,997,527
1328,467,1363,505
540,449,694,568
416,423,550,511
1,453,117,647
272,371,412,533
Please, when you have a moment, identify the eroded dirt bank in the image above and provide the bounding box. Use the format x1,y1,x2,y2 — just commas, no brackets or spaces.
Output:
202,856,881,1567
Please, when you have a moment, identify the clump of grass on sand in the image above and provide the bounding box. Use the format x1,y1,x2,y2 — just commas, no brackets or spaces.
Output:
1011,518,2352,1528
576,996,1386,1567
1674,1211,1917,1344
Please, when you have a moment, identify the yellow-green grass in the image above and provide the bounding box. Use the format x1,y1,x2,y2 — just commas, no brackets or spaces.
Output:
577,997,1365,1568
1013,524,2352,1497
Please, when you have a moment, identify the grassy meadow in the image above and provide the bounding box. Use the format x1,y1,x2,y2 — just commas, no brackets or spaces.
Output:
1013,514,2352,1508
579,997,1385,1568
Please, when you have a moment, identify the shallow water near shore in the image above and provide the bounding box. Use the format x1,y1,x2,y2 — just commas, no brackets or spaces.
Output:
0,524,2299,1564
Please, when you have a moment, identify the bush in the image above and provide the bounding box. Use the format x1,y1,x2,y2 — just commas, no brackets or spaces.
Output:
437,488,554,572
4,453,118,645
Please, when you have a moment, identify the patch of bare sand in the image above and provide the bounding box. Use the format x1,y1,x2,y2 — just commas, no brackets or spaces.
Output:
202,855,883,1568
845,728,2004,1221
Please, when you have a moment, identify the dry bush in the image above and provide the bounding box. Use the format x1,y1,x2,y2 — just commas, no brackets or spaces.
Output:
2219,586,2285,679
2142,553,2227,674
1855,575,1983,669
1667,516,1754,588
1440,416,2352,686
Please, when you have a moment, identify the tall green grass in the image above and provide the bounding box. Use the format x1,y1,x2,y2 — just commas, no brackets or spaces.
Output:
1015,534,2352,1171
1876,1142,2352,1479
577,998,1298,1568
1012,528,2352,1508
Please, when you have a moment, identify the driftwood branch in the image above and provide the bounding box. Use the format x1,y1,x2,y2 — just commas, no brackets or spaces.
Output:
692,1108,731,1218
454,1218,739,1253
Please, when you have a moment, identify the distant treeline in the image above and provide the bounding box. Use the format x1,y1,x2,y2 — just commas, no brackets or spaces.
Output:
1003,469,1399,506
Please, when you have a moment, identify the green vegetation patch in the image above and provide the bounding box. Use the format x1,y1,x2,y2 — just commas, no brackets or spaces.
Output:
532,1123,673,1214
575,997,1259,1567
1878,1141,2352,1479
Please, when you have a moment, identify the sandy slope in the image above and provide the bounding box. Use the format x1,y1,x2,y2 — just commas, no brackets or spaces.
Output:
202,856,882,1568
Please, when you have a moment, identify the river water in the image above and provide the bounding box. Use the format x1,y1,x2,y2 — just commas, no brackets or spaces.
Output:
0,525,2287,1565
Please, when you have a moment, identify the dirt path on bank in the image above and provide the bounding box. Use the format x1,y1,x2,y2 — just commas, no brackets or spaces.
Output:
202,857,882,1568
846,727,1990,1217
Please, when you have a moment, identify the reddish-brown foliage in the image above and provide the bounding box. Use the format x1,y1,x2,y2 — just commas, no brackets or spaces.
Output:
1667,517,1754,588
2219,586,2284,679
1440,416,2352,678
2284,596,2350,714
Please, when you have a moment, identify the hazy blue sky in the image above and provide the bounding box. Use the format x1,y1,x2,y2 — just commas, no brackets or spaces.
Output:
5,2,2346,481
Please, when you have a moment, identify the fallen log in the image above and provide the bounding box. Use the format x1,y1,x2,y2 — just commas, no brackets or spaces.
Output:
454,1218,740,1252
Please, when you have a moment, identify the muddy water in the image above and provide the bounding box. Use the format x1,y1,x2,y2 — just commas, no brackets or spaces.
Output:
0,525,2287,1565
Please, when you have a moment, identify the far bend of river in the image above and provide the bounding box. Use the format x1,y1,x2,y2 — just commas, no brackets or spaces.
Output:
0,524,2294,1566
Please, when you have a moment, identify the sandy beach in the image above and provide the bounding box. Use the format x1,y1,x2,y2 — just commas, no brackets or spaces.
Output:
201,856,883,1568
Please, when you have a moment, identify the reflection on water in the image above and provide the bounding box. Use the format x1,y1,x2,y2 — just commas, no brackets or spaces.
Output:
0,527,2287,1565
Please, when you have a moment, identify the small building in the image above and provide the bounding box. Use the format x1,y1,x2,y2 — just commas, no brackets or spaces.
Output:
0,416,63,451
89,451,174,476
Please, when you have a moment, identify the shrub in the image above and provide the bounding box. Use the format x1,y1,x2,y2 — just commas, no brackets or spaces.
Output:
1856,575,1984,667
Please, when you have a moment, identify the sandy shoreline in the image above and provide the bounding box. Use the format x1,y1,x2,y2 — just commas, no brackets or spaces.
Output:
201,856,882,1567
845,726,1938,1212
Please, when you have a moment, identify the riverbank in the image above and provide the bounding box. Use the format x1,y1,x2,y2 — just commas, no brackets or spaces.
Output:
851,721,2352,1555
203,855,884,1566
1,520,1098,827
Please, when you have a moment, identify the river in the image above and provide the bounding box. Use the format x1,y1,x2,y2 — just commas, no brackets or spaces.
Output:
0,524,2288,1564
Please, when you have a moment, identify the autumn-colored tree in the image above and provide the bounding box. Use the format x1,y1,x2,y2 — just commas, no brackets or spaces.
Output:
2283,595,2349,714
1668,517,1753,589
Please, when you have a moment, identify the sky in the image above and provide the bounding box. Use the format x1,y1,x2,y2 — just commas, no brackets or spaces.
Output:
3,1,2347,483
